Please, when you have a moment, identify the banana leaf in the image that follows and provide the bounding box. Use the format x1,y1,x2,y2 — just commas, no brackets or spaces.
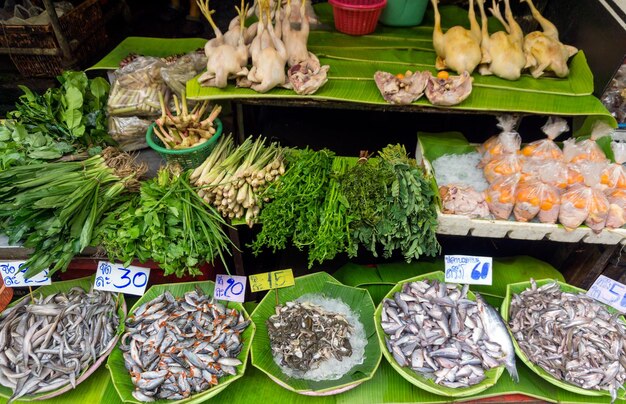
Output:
375,271,505,397
106,281,255,404
87,37,208,70
501,279,626,400
0,276,126,402
250,272,382,395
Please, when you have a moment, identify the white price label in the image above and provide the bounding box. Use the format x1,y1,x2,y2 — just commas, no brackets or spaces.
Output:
0,261,50,287
215,274,246,303
94,261,150,296
444,255,493,285
587,275,626,313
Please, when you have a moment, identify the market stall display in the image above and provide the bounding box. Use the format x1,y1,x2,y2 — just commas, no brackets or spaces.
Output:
502,279,626,402
107,281,254,403
0,276,126,403
250,272,381,395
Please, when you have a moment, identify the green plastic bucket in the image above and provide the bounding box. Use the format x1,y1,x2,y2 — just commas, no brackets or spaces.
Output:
379,0,428,26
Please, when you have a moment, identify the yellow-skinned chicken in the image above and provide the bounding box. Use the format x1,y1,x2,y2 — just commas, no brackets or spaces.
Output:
522,0,578,78
431,0,482,75
477,0,526,80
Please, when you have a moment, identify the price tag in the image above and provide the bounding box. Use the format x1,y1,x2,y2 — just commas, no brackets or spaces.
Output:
0,261,50,287
94,261,150,296
215,274,247,302
444,255,493,285
249,269,295,293
587,275,626,313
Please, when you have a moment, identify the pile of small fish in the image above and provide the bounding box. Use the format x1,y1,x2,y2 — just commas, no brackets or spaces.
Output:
267,301,353,372
0,288,120,403
510,279,626,402
121,288,250,402
381,280,517,388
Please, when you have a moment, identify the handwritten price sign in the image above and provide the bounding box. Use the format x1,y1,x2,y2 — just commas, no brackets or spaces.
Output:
249,269,295,293
588,275,626,313
0,261,50,287
444,255,493,285
94,261,150,296
215,274,247,302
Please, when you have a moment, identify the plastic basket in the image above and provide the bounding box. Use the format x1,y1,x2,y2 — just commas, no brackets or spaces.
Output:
329,0,387,35
146,118,223,169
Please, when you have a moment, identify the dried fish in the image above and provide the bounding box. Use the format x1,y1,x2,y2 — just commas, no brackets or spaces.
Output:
122,289,250,401
381,280,517,388
510,279,626,402
0,288,120,403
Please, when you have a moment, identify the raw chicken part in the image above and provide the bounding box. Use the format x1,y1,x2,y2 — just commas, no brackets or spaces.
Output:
374,70,429,105
486,173,519,219
513,179,560,223
288,54,329,95
606,188,626,228
600,142,626,189
483,152,523,183
440,185,490,218
431,0,482,75
246,0,289,93
197,0,249,88
425,71,473,106
522,0,578,78
476,0,526,80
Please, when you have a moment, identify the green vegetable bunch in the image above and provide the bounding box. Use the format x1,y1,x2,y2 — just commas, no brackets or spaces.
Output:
95,166,233,277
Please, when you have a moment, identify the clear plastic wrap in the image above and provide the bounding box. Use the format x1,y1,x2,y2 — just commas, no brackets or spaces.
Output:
485,174,520,220
478,115,521,165
563,121,612,164
606,188,626,228
559,164,610,232
107,116,154,151
483,152,523,183
521,159,568,190
439,185,490,218
513,179,561,223
567,161,610,189
107,57,167,117
161,52,207,97
600,141,626,189
521,117,567,160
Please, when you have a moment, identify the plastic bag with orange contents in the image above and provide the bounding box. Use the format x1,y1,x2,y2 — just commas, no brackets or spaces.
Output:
521,117,567,160
558,163,610,232
514,180,561,223
600,141,626,189
521,159,568,189
483,152,524,183
478,115,521,165
567,161,609,189
563,121,612,164
485,174,519,220
606,188,626,228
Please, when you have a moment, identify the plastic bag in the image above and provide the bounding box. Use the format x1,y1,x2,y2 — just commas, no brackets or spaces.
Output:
439,185,490,218
600,141,626,189
521,159,568,189
558,164,610,232
513,179,561,223
478,115,521,165
161,52,207,96
521,117,567,160
483,152,523,183
108,116,154,151
486,174,519,220
563,121,612,164
567,161,609,189
107,57,167,117
606,188,626,228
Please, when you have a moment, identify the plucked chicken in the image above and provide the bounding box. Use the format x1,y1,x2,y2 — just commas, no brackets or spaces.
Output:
197,0,249,88
522,0,577,78
431,0,482,75
477,0,526,80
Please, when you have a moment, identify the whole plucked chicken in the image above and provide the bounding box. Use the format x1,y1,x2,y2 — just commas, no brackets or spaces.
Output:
477,0,526,80
522,0,577,78
246,0,289,93
197,0,249,88
431,0,482,75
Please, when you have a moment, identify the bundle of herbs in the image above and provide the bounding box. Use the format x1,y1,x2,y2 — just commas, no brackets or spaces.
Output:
94,165,233,277
340,145,440,261
251,148,335,267
0,148,146,278
0,71,111,170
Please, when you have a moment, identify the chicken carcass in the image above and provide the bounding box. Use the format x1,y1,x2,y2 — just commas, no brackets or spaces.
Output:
288,54,329,95
431,0,482,75
246,2,289,93
522,0,578,78
282,0,310,66
440,185,490,218
425,71,473,106
477,0,526,80
197,0,249,88
374,70,429,105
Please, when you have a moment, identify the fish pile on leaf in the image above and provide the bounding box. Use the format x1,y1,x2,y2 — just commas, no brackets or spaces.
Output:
0,288,120,403
510,279,626,402
381,280,517,388
121,289,250,401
